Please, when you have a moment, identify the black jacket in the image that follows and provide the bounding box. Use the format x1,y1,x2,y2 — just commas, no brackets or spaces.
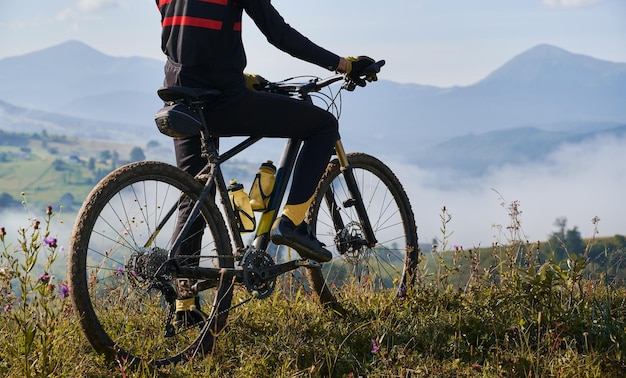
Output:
157,0,340,93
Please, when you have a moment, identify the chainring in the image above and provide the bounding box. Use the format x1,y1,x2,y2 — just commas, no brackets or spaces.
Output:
240,248,276,299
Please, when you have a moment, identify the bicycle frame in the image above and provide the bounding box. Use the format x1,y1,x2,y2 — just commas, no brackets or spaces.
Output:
154,73,385,294
67,59,422,366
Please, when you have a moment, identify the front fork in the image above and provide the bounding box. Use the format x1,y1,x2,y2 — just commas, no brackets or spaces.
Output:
332,140,378,248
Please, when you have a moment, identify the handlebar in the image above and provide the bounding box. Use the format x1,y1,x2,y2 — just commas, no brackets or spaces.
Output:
264,60,385,96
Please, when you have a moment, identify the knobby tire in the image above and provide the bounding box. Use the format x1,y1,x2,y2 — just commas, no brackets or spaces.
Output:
307,153,419,312
68,161,232,366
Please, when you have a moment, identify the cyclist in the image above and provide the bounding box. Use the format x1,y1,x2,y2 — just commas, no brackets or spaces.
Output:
156,0,377,268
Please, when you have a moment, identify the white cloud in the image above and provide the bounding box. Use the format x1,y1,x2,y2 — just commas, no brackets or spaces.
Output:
542,0,603,8
77,0,123,12
56,8,75,22
56,0,123,23
391,134,626,248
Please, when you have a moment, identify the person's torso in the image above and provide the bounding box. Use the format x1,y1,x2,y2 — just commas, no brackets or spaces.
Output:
157,0,246,91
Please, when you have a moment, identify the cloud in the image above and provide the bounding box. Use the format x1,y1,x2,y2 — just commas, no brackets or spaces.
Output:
56,0,123,24
391,134,626,248
56,8,75,22
542,0,603,8
77,0,123,12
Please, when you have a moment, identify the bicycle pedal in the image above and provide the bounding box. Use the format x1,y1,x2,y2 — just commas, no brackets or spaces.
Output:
295,259,322,269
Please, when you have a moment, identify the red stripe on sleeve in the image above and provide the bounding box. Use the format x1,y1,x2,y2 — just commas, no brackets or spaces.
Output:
199,0,229,4
162,16,223,30
158,0,172,8
161,16,222,30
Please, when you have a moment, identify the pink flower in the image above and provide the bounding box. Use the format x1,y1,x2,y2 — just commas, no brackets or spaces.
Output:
44,237,57,248
371,339,380,354
60,284,70,299
39,272,51,283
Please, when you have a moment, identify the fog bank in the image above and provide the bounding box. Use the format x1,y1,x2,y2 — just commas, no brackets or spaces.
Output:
391,134,626,248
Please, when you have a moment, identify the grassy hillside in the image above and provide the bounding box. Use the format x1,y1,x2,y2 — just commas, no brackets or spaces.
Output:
2,131,626,377
1,210,625,377
0,131,144,207
0,131,261,210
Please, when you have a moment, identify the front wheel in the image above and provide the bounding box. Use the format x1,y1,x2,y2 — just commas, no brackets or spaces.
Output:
68,161,233,366
307,153,419,310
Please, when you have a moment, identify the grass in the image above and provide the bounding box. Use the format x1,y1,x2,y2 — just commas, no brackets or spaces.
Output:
1,204,625,377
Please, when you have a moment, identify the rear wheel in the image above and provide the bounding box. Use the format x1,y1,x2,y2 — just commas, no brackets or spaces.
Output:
68,161,233,365
307,153,418,310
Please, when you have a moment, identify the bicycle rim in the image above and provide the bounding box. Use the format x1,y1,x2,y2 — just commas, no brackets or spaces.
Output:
68,161,233,365
308,153,418,309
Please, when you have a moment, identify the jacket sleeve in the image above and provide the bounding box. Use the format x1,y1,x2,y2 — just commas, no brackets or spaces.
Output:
242,0,340,71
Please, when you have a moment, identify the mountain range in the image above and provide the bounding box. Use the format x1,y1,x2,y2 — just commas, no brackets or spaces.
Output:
0,40,625,176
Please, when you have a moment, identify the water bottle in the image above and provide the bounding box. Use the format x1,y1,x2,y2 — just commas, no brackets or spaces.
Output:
227,179,256,232
249,160,276,211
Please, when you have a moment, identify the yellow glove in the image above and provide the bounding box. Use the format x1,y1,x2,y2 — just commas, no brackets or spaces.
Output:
245,73,269,91
345,56,377,87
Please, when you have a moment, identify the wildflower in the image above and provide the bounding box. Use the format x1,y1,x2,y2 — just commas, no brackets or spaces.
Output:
116,267,124,277
60,284,70,299
3,305,12,312
39,272,51,283
44,237,57,248
371,339,380,354
33,218,40,229
46,205,53,216
398,285,407,300
0,226,5,237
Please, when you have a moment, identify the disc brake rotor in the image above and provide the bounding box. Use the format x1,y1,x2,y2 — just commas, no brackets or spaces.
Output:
336,221,371,264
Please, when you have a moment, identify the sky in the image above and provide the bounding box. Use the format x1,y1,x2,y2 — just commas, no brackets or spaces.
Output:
0,0,625,87
1,0,625,247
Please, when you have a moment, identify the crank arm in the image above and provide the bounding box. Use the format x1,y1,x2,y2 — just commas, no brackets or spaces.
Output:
258,259,321,281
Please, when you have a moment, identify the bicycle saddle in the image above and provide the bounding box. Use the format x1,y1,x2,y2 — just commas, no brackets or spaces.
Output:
157,86,222,102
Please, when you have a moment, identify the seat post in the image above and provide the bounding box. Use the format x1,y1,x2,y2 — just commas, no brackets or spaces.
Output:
194,101,219,162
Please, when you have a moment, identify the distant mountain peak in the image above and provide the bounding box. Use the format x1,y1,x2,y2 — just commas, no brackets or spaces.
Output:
35,39,109,61
479,44,626,87
523,43,570,57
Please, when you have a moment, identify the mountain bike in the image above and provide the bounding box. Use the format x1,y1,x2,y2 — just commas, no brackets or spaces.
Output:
67,61,419,366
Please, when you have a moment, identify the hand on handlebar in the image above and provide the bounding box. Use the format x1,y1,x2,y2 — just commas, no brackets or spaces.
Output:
345,56,378,87
245,73,270,91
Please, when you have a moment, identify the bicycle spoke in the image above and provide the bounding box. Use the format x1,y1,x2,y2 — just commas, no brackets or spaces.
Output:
69,162,232,365
308,153,418,308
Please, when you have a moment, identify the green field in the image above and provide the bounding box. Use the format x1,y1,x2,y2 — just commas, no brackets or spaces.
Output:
0,131,261,212
0,132,142,208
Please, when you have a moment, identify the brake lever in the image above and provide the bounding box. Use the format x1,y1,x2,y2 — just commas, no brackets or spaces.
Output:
343,80,357,92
